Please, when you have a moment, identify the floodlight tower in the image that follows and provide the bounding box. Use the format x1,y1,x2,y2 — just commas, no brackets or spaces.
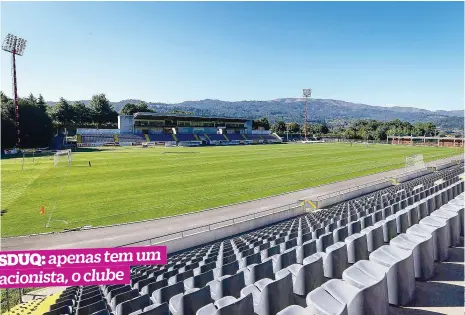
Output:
302,88,312,141
2,34,27,148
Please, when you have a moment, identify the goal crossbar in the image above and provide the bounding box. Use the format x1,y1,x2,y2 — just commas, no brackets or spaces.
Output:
54,149,72,167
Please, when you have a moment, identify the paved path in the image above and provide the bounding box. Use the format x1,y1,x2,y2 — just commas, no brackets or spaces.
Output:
22,287,66,303
1,155,462,251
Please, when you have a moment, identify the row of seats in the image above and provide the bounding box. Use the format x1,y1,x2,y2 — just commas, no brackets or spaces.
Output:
280,187,464,314
147,134,176,142
176,134,198,142
119,135,146,144
205,134,227,141
81,135,115,144
224,134,245,141
46,164,463,315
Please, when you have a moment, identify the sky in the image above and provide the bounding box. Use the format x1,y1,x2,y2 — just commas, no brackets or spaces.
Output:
0,1,463,110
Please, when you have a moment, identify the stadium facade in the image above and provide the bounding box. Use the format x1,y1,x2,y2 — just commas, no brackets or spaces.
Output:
76,113,281,147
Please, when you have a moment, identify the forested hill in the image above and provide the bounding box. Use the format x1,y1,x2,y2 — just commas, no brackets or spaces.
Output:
48,98,464,130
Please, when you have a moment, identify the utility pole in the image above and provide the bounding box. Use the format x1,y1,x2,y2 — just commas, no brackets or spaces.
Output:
302,89,312,141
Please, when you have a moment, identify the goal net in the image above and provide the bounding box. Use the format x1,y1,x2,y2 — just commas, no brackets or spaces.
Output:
405,154,425,170
54,149,72,167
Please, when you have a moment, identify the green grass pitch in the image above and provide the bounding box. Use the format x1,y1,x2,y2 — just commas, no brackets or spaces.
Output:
1,143,460,237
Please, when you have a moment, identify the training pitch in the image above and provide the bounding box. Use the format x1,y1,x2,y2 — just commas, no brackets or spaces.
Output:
1,143,460,237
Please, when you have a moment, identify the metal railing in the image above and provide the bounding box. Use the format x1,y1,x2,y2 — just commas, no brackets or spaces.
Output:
315,178,389,201
314,155,464,202
118,202,301,247
429,155,464,168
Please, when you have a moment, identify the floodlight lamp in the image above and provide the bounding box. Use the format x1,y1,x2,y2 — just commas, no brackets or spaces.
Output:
16,39,27,55
2,35,16,53
2,34,26,55
303,88,312,98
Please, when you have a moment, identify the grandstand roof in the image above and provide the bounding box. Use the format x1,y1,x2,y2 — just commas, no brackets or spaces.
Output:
133,112,250,122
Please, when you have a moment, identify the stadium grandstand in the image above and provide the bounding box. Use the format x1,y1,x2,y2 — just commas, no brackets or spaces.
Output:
38,162,464,315
76,113,281,147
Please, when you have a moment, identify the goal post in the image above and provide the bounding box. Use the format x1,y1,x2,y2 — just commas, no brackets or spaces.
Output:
405,154,425,170
54,149,72,167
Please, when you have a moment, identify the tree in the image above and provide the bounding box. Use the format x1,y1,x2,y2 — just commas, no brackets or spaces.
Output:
253,117,270,130
271,121,286,134
1,95,53,148
89,94,118,128
27,93,36,106
51,97,75,130
1,93,15,148
343,128,356,139
18,100,54,147
120,102,155,115
0,91,10,105
36,94,47,112
120,103,138,115
321,124,329,134
288,122,300,133
1,113,16,148
137,101,154,113
73,101,93,126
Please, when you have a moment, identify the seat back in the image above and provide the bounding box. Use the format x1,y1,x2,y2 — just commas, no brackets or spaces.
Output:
111,289,138,311
242,252,261,267
80,295,103,308
250,259,274,283
258,273,294,315
216,294,254,315
200,261,217,273
141,279,168,296
136,277,157,292
152,281,184,304
44,305,72,315
50,299,74,310
116,294,151,315
178,285,212,315
77,300,106,315
221,260,239,276
222,271,245,298
193,270,214,288
139,303,170,315
108,285,131,301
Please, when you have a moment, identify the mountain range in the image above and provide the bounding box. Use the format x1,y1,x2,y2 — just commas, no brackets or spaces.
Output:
48,98,464,130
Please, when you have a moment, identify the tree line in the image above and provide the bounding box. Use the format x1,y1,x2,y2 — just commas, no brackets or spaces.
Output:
1,92,118,149
268,118,445,140
1,90,450,149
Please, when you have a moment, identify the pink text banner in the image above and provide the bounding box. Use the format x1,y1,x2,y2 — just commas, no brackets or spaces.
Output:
0,266,131,288
0,246,167,269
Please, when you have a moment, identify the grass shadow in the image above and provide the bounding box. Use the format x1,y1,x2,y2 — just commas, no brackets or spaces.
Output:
73,148,105,153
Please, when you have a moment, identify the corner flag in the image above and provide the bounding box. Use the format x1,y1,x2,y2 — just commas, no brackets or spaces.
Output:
40,206,45,215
